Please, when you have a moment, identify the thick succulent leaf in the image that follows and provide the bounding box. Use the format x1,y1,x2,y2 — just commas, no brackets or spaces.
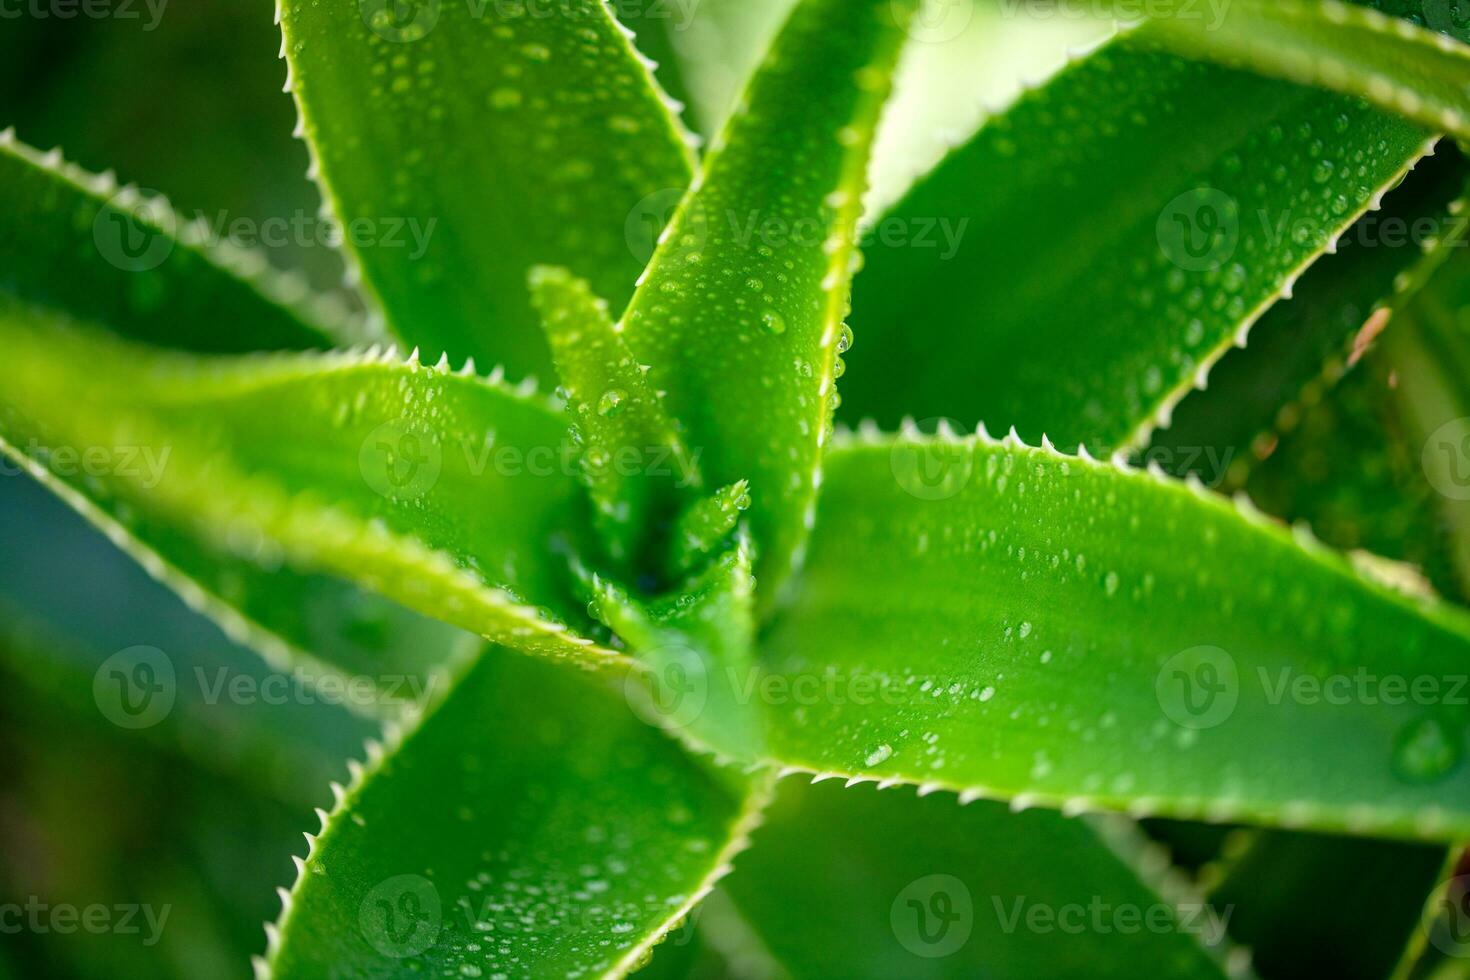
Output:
669,480,750,576
0,468,372,807
838,28,1434,451
621,0,916,602
1150,145,1470,490
265,651,769,980
589,536,764,763
1145,0,1470,141
531,266,699,572
0,304,616,681
279,0,695,378
608,0,696,122
760,430,1470,839
0,133,353,352
719,779,1237,978
1208,830,1448,979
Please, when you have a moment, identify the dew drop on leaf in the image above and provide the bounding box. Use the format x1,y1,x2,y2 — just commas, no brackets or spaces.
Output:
1393,717,1462,784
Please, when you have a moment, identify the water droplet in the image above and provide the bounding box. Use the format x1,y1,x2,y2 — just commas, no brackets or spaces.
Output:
597,389,626,418
761,310,787,335
836,322,854,354
865,743,893,766
1393,717,1462,783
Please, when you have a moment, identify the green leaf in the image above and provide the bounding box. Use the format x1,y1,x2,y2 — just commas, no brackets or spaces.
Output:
530,266,699,572
1207,830,1449,979
1145,0,1470,141
264,651,770,980
719,779,1236,978
621,0,917,602
759,429,1470,840
0,304,617,682
0,134,354,353
1147,144,1470,491
837,29,1434,451
279,0,696,378
669,480,750,576
589,536,764,762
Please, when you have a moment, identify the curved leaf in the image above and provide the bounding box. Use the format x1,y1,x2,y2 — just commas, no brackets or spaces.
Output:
0,304,616,684
0,133,354,353
1145,0,1470,141
720,779,1238,979
279,0,696,377
838,28,1434,451
1148,144,1470,491
264,651,770,980
621,0,917,602
760,429,1470,840
531,266,700,572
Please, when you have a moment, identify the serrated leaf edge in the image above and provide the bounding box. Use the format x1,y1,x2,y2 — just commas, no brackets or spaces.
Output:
253,676,776,980
0,129,371,347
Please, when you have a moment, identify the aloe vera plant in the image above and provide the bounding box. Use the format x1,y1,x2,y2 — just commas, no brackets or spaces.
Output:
9,0,1470,976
